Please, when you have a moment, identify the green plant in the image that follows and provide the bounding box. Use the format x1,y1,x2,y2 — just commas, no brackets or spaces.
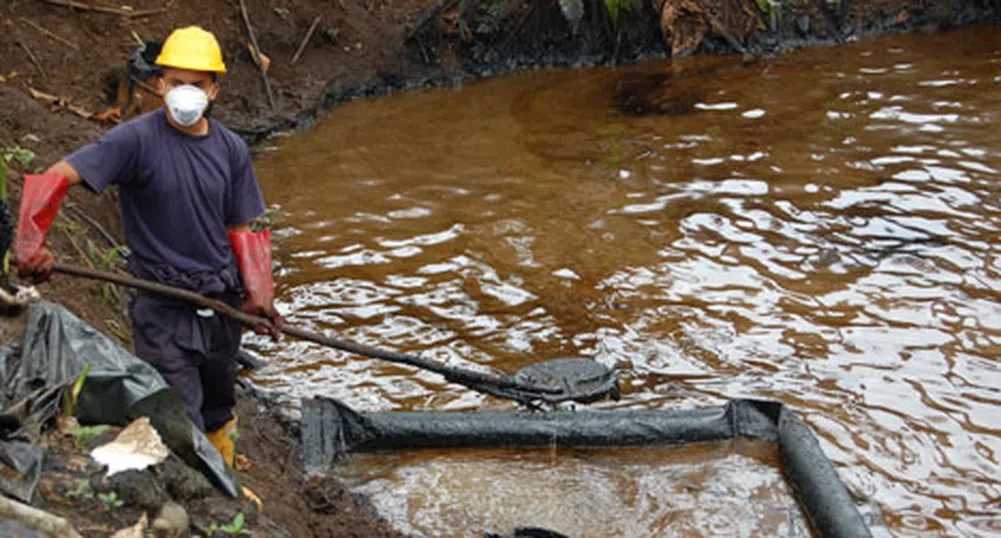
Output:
755,0,780,30
66,478,94,500
97,245,128,303
54,218,130,318
0,146,34,275
201,512,251,536
97,491,124,510
106,318,132,346
54,219,92,268
66,423,110,451
604,0,632,27
0,146,35,200
60,365,90,417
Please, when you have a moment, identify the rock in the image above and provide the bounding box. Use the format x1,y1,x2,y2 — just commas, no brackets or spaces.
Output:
160,456,216,502
151,501,189,538
110,469,169,512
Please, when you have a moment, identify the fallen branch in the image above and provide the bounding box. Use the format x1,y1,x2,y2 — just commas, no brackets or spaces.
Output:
238,0,276,111
40,0,174,17
291,16,321,65
16,41,46,76
0,494,85,538
28,87,94,119
18,17,80,51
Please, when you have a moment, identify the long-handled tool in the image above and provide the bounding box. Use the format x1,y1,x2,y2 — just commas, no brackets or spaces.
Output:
53,264,619,407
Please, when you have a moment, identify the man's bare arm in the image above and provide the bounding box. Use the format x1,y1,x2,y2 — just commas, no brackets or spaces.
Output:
47,160,85,186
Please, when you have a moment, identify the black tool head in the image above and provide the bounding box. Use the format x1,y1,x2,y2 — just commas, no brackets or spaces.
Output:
513,358,620,404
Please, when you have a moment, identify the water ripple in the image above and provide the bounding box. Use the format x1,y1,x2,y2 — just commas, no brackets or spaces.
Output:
253,28,1001,536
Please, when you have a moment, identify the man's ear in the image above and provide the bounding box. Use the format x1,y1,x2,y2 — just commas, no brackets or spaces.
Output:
156,77,167,97
207,82,220,101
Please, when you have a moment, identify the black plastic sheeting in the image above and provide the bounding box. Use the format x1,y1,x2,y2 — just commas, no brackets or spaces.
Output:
0,301,239,498
302,396,873,538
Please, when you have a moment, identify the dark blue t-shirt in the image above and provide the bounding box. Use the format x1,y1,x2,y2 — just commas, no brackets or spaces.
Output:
67,109,265,274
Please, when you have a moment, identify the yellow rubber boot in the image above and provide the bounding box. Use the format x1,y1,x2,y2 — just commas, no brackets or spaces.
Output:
206,416,238,468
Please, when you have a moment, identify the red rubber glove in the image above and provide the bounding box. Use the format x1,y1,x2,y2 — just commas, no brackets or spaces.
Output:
229,229,283,339
15,172,70,283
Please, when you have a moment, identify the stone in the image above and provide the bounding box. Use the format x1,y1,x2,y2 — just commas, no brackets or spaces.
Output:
151,501,189,538
160,457,216,502
110,470,169,512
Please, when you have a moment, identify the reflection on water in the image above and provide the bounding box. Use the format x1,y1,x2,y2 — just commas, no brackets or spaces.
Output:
252,26,1001,536
342,441,810,538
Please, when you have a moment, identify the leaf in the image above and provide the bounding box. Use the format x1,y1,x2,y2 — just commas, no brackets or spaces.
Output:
220,511,246,533
558,0,584,35
605,0,619,26
603,0,632,28
71,365,91,405
1,147,36,168
101,245,124,268
62,365,91,417
68,424,110,438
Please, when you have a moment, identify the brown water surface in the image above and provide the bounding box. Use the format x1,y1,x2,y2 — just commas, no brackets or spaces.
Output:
341,440,808,538
252,27,1001,536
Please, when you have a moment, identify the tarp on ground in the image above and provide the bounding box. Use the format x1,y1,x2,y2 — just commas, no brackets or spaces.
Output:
0,301,238,498
301,396,873,538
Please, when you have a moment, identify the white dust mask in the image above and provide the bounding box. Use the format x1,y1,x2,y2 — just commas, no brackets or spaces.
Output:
164,84,209,127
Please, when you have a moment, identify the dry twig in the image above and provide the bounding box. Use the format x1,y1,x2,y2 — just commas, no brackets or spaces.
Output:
28,87,94,119
291,16,322,65
16,41,46,76
238,0,276,111
18,17,80,50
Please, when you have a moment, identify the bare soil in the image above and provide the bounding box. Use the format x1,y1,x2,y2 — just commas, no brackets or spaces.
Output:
0,0,997,535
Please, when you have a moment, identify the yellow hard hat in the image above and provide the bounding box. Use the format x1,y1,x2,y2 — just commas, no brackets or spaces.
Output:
155,26,227,74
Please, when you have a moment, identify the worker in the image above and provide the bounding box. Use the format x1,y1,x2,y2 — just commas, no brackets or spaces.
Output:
13,26,282,467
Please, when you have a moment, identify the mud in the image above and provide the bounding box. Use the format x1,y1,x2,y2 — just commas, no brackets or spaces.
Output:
1,0,996,146
31,390,406,537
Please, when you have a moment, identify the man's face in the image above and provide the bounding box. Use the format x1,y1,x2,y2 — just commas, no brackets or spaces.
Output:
159,68,219,100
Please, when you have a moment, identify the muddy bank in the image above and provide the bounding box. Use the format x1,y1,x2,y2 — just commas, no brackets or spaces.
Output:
237,0,1001,140
1,0,998,147
28,388,406,537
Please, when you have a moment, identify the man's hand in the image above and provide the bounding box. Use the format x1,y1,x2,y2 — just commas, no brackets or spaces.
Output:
16,246,55,283
241,299,284,340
